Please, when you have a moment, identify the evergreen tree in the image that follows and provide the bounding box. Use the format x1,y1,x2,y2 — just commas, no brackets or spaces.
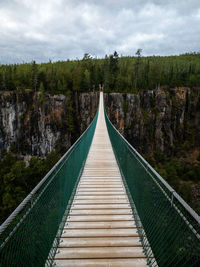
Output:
31,61,38,91
134,49,142,90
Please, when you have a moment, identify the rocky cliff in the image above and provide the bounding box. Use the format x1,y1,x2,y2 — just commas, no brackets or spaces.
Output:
1,88,199,161
104,88,200,158
104,88,200,213
0,91,99,160
0,88,200,213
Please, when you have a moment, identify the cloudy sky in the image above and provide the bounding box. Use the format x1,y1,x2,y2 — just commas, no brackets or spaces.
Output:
0,0,200,64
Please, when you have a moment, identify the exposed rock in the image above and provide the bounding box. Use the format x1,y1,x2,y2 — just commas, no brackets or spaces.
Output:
104,87,200,156
0,91,99,158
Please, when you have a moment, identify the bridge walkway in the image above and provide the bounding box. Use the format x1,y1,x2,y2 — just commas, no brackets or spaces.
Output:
54,92,147,266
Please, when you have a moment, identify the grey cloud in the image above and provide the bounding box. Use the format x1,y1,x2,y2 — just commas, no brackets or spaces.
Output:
0,0,200,64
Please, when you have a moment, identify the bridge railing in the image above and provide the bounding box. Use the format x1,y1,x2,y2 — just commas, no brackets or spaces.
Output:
105,110,200,267
0,110,98,267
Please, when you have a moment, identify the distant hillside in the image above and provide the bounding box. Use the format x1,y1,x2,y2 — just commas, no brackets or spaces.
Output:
0,52,200,94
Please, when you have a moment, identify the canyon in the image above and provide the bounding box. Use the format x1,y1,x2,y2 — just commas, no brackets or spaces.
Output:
0,91,99,161
0,88,200,213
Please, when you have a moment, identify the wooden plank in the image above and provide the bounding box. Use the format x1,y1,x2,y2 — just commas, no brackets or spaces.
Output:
81,175,121,178
61,229,138,238
59,236,140,247
74,194,128,200
78,185,123,188
69,209,132,216
80,181,122,184
64,221,136,229
77,188,124,191
73,199,129,204
80,178,122,180
54,258,148,267
55,247,144,259
79,183,123,186
80,178,122,181
71,204,130,209
86,159,115,161
84,168,118,170
66,215,134,222
81,174,121,177
79,181,122,184
84,163,117,167
81,176,121,179
78,184,123,187
81,174,121,176
76,192,126,195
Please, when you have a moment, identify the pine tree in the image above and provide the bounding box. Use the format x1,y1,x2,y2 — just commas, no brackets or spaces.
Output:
31,61,38,91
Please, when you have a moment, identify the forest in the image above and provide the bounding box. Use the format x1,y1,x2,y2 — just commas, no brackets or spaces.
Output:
0,51,200,94
0,51,200,223
0,150,61,224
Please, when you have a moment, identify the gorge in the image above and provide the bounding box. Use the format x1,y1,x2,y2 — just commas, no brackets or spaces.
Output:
0,87,200,224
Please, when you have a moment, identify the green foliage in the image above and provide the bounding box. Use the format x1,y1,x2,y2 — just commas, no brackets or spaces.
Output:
1,52,200,94
65,90,76,133
31,60,38,91
178,182,193,206
10,143,17,153
154,150,166,163
154,156,200,209
0,151,61,224
44,150,60,171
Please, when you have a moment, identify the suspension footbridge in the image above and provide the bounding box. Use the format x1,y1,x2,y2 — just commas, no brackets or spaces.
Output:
0,92,200,267
54,92,147,266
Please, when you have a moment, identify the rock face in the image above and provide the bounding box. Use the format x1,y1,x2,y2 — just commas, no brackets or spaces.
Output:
104,87,200,156
1,87,199,161
0,91,99,159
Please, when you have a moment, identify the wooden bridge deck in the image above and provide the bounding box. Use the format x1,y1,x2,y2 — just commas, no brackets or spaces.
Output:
54,92,147,267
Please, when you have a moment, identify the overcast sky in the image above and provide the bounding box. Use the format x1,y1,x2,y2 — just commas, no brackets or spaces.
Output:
0,0,200,64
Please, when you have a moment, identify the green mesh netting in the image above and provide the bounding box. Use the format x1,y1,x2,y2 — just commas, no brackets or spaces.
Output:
0,112,98,267
105,110,200,267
